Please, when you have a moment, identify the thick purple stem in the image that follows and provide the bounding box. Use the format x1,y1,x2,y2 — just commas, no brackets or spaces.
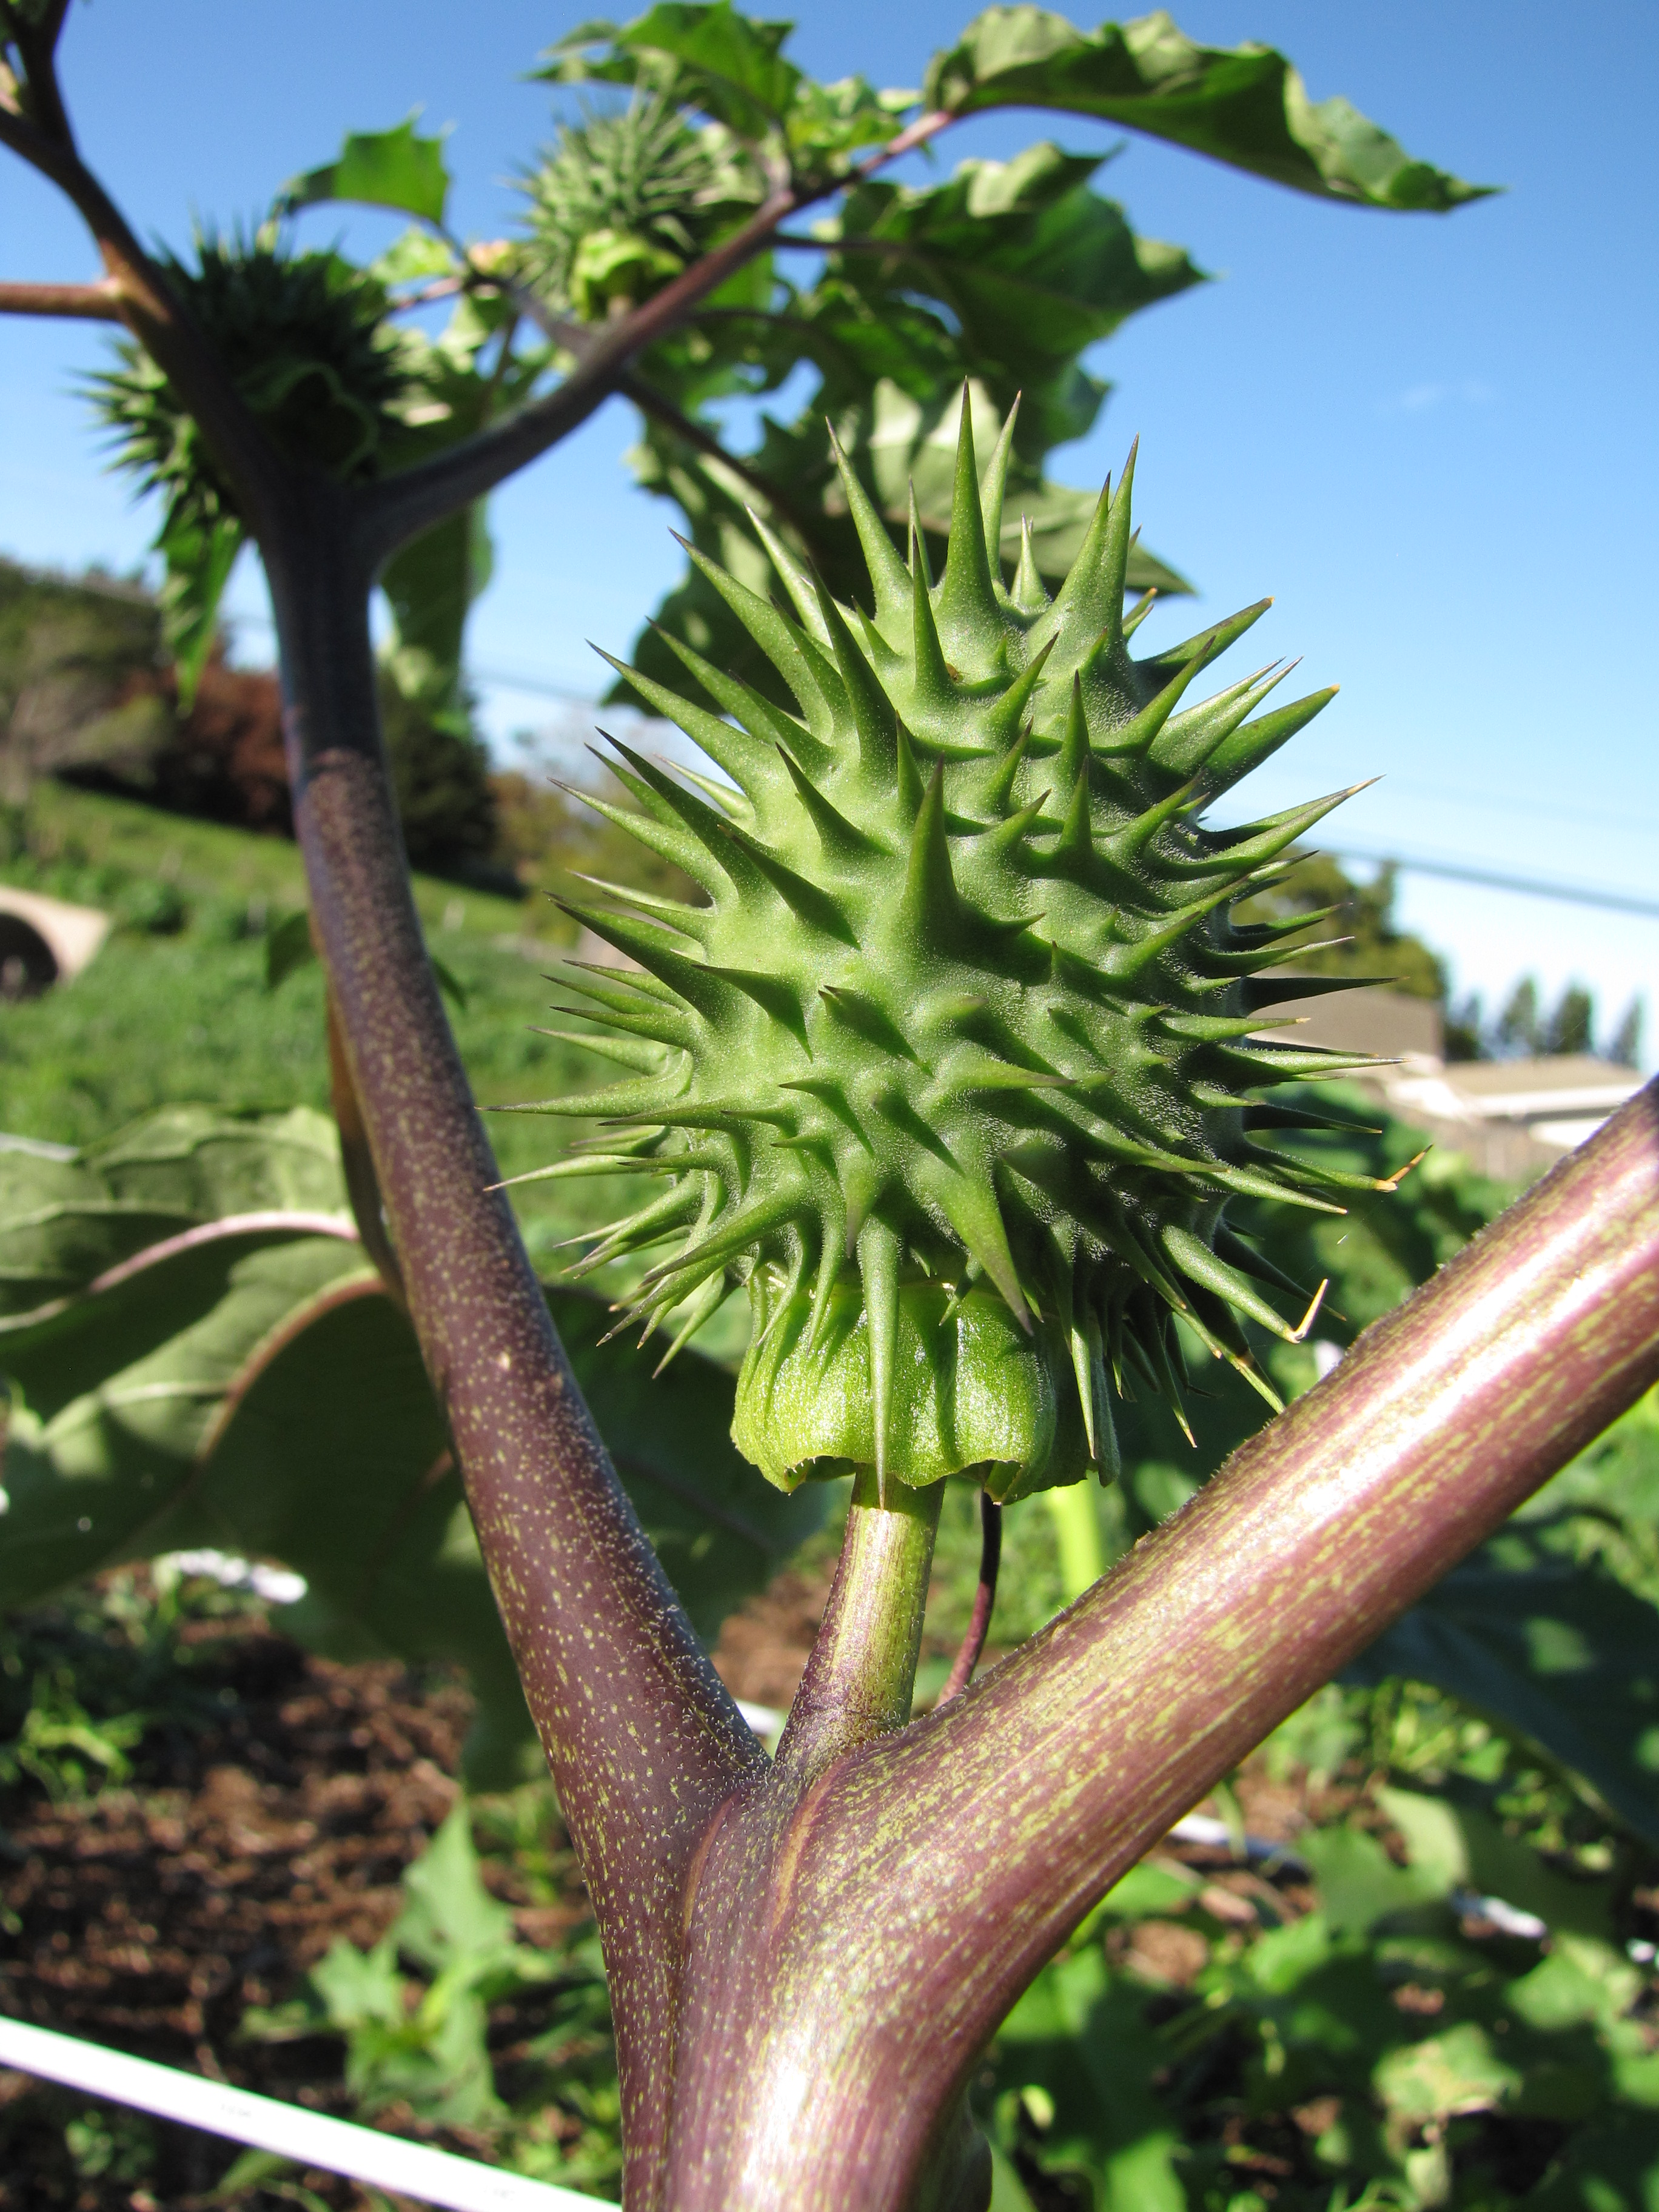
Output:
660,1083,1659,2210
264,523,762,2199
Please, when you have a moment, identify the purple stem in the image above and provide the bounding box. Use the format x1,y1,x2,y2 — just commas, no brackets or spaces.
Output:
660,1082,1659,2209
266,534,763,2199
936,1495,1002,1706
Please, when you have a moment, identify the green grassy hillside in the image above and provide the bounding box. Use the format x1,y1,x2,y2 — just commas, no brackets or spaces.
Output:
0,783,626,1274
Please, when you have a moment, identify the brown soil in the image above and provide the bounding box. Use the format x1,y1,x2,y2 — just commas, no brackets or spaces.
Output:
0,1560,1347,2210
0,1610,580,2210
708,1564,830,1712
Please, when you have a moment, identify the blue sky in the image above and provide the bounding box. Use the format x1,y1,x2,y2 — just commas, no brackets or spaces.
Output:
2,2,1654,1061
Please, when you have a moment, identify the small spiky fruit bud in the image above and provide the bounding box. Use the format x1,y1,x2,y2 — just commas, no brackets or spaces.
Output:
90,231,410,528
518,97,722,321
517,398,1392,1502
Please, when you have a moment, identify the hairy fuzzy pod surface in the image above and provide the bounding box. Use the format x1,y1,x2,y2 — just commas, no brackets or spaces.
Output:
514,397,1387,1502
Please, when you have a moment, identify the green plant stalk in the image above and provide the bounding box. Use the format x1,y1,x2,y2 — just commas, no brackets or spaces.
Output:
774,1470,942,1783
1044,1483,1107,1603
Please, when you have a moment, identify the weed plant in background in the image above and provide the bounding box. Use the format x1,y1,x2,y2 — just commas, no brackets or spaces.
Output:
1,7,1657,2210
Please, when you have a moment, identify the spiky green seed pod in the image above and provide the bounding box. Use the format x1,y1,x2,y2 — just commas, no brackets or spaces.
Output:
90,230,411,529
518,97,723,322
89,230,413,693
517,399,1394,1503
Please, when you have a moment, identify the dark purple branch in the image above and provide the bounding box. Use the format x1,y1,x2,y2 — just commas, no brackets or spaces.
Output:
354,186,801,566
324,983,405,1305
2,0,73,144
464,253,829,559
0,276,119,317
936,1495,1001,1706
663,1082,1659,2207
0,59,290,542
267,539,763,2200
354,110,956,568
618,370,826,555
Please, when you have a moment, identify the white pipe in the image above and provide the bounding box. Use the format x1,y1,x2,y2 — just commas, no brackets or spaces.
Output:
0,2018,608,2212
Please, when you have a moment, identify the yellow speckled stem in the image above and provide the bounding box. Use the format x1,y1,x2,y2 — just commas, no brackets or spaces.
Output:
659,1084,1659,2210
269,545,761,2204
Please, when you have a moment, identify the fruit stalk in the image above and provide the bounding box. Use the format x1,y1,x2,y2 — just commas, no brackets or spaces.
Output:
774,1470,943,1781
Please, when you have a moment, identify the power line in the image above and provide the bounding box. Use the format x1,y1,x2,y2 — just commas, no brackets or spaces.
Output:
1379,776,1658,842
1327,846,1659,922
225,615,1659,922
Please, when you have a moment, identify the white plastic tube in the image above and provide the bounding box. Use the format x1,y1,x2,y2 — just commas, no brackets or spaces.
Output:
0,2017,608,2212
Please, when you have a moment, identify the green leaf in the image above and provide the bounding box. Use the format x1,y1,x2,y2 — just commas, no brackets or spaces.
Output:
989,1945,1187,2211
395,1801,515,1971
369,225,460,289
375,314,532,721
155,509,243,711
621,4,801,132
1347,1521,1659,1846
428,952,470,1014
1379,1785,1614,1941
1373,2020,1521,2124
309,1936,407,2031
379,503,492,724
545,4,800,144
615,378,1187,717
541,9,908,172
814,142,1207,452
922,7,1495,212
0,1231,370,1603
280,115,452,227
0,1109,823,1785
1296,1821,1444,1936
264,908,315,991
0,1103,348,1326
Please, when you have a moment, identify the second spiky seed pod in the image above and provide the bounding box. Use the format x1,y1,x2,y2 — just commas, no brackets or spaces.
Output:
517,398,1397,1503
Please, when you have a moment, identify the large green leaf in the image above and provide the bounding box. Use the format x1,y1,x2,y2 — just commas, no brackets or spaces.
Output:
155,507,244,710
540,7,904,170
923,8,1495,212
1056,1099,1659,1847
280,115,453,227
1347,1522,1659,1848
606,2,802,139
611,132,1203,711
372,294,545,721
811,142,1206,454
0,1109,823,1783
0,1229,369,1603
0,1103,349,1324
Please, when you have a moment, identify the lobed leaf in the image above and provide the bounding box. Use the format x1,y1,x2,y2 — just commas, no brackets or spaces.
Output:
280,115,453,227
0,1108,821,1785
923,7,1495,212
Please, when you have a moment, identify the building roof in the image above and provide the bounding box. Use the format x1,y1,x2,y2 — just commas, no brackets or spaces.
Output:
1251,982,1646,1179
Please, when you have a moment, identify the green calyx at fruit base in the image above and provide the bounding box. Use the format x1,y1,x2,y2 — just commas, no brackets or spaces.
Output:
508,392,1409,1504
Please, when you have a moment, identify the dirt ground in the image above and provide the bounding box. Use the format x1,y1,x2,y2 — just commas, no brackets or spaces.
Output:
0,1561,1318,2209
0,1601,572,2210
0,1558,853,2208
